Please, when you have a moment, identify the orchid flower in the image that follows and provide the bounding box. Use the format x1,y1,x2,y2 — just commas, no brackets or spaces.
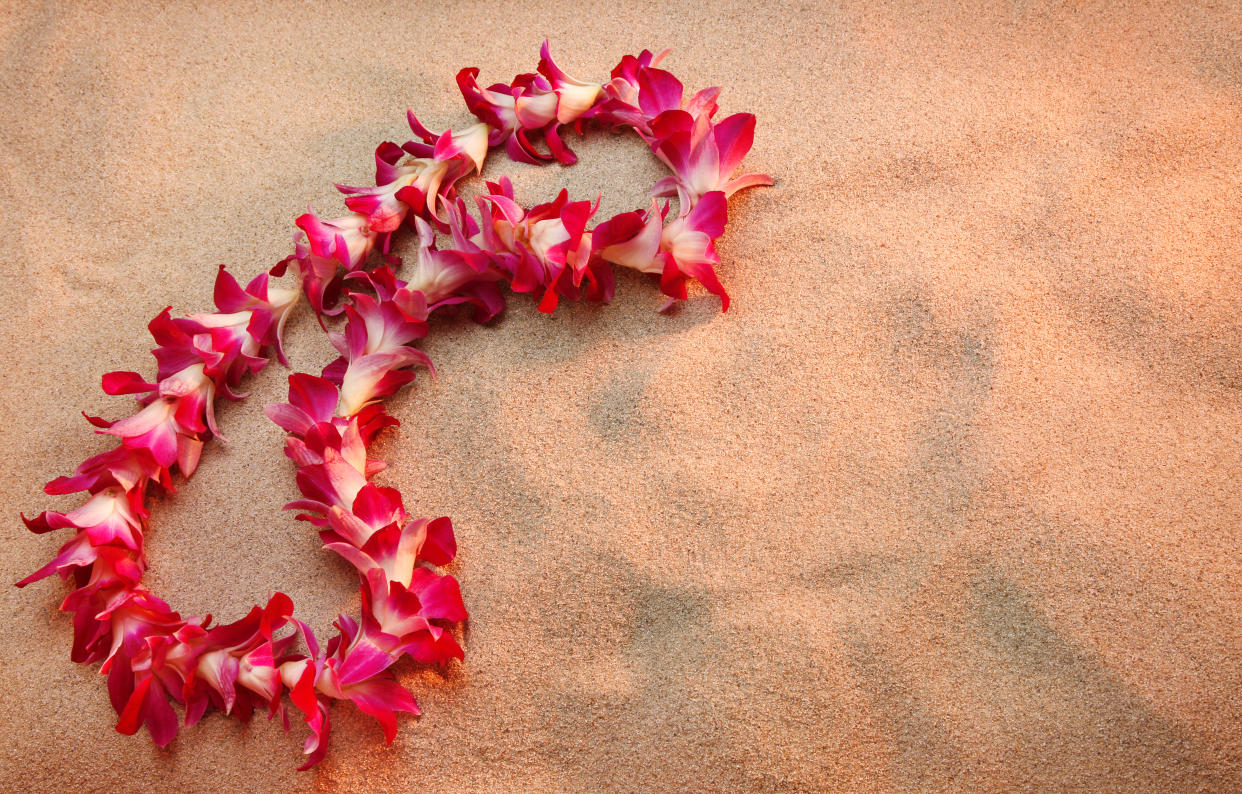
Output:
536,40,604,125
330,297,433,418
649,109,774,208
279,615,417,768
477,176,611,312
100,589,191,747
457,66,582,165
402,215,505,311
211,266,301,365
294,211,381,271
595,48,719,138
594,190,732,311
94,377,209,474
22,487,145,551
275,210,386,319
358,567,465,662
43,446,164,496
183,593,295,721
337,119,488,233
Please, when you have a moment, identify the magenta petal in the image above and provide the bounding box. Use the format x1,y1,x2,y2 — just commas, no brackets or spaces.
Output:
712,112,757,176
261,592,295,637
336,639,395,687
21,510,71,534
685,190,729,239
116,676,178,748
296,701,331,771
263,403,314,436
143,679,180,747
345,677,420,744
402,630,465,664
102,371,157,396
420,517,456,566
115,675,153,736
351,484,403,529
184,691,209,728
544,125,577,166
288,373,339,422
212,265,252,312
107,650,133,713
409,569,467,622
637,67,684,118
679,259,730,312
590,209,647,251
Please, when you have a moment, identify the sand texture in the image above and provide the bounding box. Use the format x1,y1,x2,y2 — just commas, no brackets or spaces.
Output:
1,1,1240,791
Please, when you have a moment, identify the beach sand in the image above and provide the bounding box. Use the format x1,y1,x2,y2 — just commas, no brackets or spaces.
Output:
1,1,1239,790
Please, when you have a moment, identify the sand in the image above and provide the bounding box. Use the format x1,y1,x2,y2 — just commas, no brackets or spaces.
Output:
1,1,1239,791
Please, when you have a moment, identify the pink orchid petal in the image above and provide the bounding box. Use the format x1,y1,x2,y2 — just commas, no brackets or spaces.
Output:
637,67,684,118
408,568,467,622
712,112,757,176
288,373,338,423
263,403,313,436
336,639,395,687
102,371,157,396
598,202,663,273
685,190,729,239
344,677,420,744
326,507,377,548
420,516,457,566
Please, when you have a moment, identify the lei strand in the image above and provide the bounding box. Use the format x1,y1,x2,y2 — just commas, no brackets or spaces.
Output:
18,42,772,769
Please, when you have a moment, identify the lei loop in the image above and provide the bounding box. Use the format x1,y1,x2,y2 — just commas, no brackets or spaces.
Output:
18,42,772,769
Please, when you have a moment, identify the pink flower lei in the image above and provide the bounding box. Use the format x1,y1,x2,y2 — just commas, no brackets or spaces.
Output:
18,42,772,769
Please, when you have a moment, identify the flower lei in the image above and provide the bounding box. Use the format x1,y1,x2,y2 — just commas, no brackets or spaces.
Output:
18,43,771,769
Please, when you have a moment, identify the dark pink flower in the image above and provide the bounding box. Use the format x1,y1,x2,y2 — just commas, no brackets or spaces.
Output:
325,516,457,587
594,48,718,138
271,249,344,318
594,190,731,311
277,210,390,319
99,589,187,747
263,373,341,438
338,120,488,233
183,593,294,720
43,446,164,496
536,41,604,125
401,199,506,321
649,109,774,208
478,177,610,312
22,487,145,550
334,328,432,419
279,616,419,765
357,568,465,662
294,211,380,271
95,392,206,475
210,265,300,365
457,67,580,165
14,532,140,589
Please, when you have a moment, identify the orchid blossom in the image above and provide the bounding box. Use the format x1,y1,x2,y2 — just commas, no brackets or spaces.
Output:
594,190,732,310
648,109,774,208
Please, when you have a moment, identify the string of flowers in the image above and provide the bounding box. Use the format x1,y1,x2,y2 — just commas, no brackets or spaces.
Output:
18,42,772,769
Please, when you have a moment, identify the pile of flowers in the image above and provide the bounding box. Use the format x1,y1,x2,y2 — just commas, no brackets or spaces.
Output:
18,43,771,768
